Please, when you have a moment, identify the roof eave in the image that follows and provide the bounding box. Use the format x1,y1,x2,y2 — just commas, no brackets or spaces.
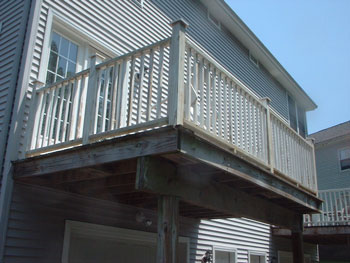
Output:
200,0,317,111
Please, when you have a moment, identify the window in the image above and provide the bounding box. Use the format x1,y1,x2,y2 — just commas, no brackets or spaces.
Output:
213,247,236,263
46,32,78,84
339,148,350,171
249,252,266,263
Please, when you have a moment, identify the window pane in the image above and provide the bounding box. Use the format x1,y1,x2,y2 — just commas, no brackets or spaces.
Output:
215,250,235,263
46,71,55,85
67,61,76,77
59,36,70,58
51,32,60,53
57,56,67,77
69,42,78,61
48,52,58,72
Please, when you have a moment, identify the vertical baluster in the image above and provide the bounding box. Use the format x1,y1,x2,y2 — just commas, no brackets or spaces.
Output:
333,191,339,222
199,58,204,127
247,95,252,154
76,74,87,139
192,53,198,124
137,54,146,124
211,68,217,133
42,88,55,147
222,76,228,141
116,60,130,129
156,46,165,119
68,77,81,140
234,85,238,146
101,67,111,132
110,62,120,130
228,81,233,144
217,73,222,138
205,63,211,130
36,90,48,148
54,85,65,144
61,82,73,142
343,190,349,221
94,69,104,133
47,86,60,145
146,49,155,121
251,100,256,157
127,56,136,126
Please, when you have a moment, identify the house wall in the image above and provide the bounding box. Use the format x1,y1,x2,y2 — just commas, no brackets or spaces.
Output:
315,137,350,190
17,0,294,156
2,183,273,263
0,0,32,191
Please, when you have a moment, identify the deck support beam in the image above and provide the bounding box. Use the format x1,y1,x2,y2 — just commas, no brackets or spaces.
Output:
136,156,301,229
157,195,179,263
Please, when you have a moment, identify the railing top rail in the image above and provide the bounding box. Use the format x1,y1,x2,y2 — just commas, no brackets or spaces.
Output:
36,68,90,93
95,37,171,70
319,187,350,193
185,37,266,109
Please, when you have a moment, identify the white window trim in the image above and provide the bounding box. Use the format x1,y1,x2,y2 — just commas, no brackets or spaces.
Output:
213,245,237,263
39,8,120,83
248,250,267,263
61,220,190,263
339,147,350,172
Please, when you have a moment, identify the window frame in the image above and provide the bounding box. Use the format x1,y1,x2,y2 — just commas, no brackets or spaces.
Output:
339,147,350,172
248,251,267,263
38,8,119,84
213,245,237,263
287,94,307,138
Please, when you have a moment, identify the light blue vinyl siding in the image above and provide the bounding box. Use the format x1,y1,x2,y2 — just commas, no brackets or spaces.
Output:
315,139,350,190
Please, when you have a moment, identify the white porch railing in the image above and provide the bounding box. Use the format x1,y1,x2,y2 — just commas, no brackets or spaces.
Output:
304,188,350,226
25,20,317,194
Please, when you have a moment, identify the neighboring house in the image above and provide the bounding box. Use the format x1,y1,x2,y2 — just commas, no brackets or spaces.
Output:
0,1,322,263
309,122,350,262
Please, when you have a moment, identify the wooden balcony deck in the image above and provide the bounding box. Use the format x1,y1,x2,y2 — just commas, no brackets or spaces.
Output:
23,30,318,195
13,21,323,231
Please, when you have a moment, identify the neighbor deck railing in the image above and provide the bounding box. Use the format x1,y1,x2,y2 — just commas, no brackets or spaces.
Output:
304,188,350,226
25,20,317,193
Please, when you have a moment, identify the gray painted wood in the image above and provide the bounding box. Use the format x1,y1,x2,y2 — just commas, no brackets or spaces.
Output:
315,138,350,190
0,0,31,190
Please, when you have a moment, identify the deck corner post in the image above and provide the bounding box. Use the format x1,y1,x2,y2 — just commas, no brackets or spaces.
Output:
24,80,44,155
168,18,189,127
261,97,275,173
157,195,179,263
82,55,99,144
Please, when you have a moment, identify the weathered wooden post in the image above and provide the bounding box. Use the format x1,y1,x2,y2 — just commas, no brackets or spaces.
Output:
261,97,275,173
168,18,189,126
157,195,179,263
292,215,304,263
82,54,100,144
25,80,44,154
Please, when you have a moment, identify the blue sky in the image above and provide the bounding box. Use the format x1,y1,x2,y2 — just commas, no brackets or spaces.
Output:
227,0,350,134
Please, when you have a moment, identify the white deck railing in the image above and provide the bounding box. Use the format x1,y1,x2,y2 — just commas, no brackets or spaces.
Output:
25,21,317,194
305,188,350,226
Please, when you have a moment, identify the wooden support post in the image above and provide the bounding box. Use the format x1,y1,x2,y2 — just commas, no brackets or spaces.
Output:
168,18,188,126
157,195,179,263
25,80,44,154
261,97,275,173
292,215,304,263
82,54,102,144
